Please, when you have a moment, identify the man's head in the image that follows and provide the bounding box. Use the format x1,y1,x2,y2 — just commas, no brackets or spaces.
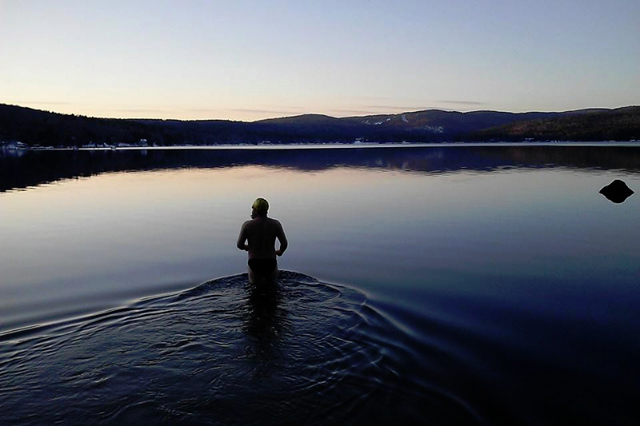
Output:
251,198,269,217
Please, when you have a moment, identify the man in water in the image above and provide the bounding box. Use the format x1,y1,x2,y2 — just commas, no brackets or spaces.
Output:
237,198,288,284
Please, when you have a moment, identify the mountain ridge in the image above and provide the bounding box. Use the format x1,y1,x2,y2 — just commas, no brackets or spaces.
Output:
1,103,639,146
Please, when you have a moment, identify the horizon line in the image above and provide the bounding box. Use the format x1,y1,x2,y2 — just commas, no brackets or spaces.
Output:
2,102,636,123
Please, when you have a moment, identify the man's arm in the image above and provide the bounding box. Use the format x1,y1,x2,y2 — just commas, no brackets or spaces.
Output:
237,222,249,251
275,221,288,256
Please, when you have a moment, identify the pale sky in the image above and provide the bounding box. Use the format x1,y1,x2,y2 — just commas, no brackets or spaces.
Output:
1,0,639,121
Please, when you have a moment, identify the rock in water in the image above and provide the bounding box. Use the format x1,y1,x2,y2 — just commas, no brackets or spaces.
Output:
599,180,634,203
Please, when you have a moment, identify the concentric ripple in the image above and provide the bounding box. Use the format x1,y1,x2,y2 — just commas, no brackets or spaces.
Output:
0,271,481,426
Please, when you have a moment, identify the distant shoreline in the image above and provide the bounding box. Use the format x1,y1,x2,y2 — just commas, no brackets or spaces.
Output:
3,141,640,153
3,104,639,148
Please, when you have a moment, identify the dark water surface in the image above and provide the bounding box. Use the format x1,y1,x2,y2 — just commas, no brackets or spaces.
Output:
1,145,639,425
1,272,437,425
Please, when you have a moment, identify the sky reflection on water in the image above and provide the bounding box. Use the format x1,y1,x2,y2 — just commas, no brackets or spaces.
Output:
1,146,639,425
1,146,639,331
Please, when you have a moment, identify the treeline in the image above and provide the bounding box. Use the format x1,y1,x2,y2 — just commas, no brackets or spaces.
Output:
1,104,639,146
0,105,459,146
471,107,640,141
0,104,245,146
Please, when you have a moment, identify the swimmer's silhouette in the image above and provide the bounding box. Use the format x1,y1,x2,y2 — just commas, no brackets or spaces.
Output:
237,198,288,284
599,180,634,203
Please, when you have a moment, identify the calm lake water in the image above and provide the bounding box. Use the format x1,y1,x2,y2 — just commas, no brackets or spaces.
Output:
1,145,639,425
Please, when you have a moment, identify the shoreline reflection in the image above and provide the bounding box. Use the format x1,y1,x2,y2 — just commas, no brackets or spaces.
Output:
2,145,640,192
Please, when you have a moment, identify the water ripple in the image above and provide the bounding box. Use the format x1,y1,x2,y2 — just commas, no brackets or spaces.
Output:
0,271,483,425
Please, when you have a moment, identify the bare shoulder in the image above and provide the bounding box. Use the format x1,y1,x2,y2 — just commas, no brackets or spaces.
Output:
268,217,283,227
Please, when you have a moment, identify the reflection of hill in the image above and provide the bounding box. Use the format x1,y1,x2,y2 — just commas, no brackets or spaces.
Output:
2,146,640,192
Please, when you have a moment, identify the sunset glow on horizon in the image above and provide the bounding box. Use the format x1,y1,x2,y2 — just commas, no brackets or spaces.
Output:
2,0,639,122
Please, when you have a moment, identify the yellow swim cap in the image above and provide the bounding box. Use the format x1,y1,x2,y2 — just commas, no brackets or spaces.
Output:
252,198,269,214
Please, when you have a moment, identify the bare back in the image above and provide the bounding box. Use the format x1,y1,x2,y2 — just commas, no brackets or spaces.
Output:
237,216,287,260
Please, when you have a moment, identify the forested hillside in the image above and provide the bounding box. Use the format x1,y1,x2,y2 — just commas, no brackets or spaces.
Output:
1,104,638,147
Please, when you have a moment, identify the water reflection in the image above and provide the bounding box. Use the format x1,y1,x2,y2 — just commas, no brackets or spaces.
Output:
2,145,640,192
243,281,284,377
1,146,639,425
